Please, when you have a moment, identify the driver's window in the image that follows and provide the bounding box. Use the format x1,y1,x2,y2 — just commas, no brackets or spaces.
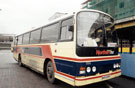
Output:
60,17,74,41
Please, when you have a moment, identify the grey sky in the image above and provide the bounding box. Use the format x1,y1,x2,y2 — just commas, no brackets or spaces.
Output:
0,0,84,35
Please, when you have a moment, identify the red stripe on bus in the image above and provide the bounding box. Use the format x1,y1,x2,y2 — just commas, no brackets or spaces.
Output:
56,71,75,79
75,71,121,81
56,70,121,81
53,56,120,62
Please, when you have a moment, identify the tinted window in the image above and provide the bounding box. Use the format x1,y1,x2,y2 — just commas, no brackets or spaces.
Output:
17,36,23,45
23,47,42,56
23,33,30,44
30,29,41,44
41,23,59,43
60,18,73,41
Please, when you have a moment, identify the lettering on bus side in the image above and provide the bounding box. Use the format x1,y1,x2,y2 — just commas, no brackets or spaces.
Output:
76,47,117,57
96,50,114,56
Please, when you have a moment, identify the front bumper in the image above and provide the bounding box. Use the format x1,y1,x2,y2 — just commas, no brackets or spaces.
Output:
74,70,121,86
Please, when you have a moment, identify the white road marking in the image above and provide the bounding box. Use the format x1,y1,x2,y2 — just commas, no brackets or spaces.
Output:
105,82,114,88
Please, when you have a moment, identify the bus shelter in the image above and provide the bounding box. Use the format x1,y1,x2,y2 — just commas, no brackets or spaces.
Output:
115,20,135,78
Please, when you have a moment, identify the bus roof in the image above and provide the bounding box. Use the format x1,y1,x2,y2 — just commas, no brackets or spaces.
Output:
16,9,113,37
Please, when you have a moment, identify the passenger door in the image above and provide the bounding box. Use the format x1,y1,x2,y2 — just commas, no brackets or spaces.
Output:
52,17,75,58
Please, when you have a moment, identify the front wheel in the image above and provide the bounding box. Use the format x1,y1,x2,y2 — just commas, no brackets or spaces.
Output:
46,61,55,83
18,56,23,67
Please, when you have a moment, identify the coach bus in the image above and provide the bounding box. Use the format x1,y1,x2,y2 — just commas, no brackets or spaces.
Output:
12,9,121,86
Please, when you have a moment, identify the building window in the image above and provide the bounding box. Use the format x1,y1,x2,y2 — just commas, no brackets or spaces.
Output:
105,8,108,13
119,2,124,8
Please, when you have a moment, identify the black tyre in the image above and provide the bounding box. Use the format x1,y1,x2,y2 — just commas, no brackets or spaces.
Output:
18,56,23,67
46,61,55,83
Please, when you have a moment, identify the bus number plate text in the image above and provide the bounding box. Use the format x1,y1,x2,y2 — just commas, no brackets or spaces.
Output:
102,75,110,80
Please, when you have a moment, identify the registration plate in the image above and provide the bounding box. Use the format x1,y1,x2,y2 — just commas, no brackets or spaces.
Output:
102,75,110,80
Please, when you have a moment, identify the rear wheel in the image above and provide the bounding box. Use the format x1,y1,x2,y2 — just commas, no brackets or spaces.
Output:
46,61,55,83
18,55,23,67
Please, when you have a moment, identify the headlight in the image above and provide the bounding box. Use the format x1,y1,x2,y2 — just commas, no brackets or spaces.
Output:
113,63,119,68
92,66,96,72
113,64,116,68
116,63,119,68
86,67,91,73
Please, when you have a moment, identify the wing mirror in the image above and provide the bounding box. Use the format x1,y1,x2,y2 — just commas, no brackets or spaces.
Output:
68,26,73,32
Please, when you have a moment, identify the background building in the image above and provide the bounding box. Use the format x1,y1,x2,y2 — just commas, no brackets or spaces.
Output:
82,0,135,21
82,0,135,78
48,12,68,21
0,34,14,48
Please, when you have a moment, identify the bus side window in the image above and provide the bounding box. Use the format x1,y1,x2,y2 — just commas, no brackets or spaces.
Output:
23,33,30,44
30,29,41,44
60,26,73,41
17,36,23,45
41,23,59,43
60,17,74,41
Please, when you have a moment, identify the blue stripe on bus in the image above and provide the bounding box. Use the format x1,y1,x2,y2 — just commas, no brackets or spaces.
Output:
54,58,121,76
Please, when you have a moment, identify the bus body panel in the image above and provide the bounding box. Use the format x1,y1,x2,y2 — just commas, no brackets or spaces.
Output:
13,42,76,74
22,53,45,73
54,57,120,76
50,42,76,58
12,44,121,86
13,44,53,73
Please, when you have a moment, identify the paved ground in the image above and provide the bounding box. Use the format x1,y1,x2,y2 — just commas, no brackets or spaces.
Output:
0,50,134,88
